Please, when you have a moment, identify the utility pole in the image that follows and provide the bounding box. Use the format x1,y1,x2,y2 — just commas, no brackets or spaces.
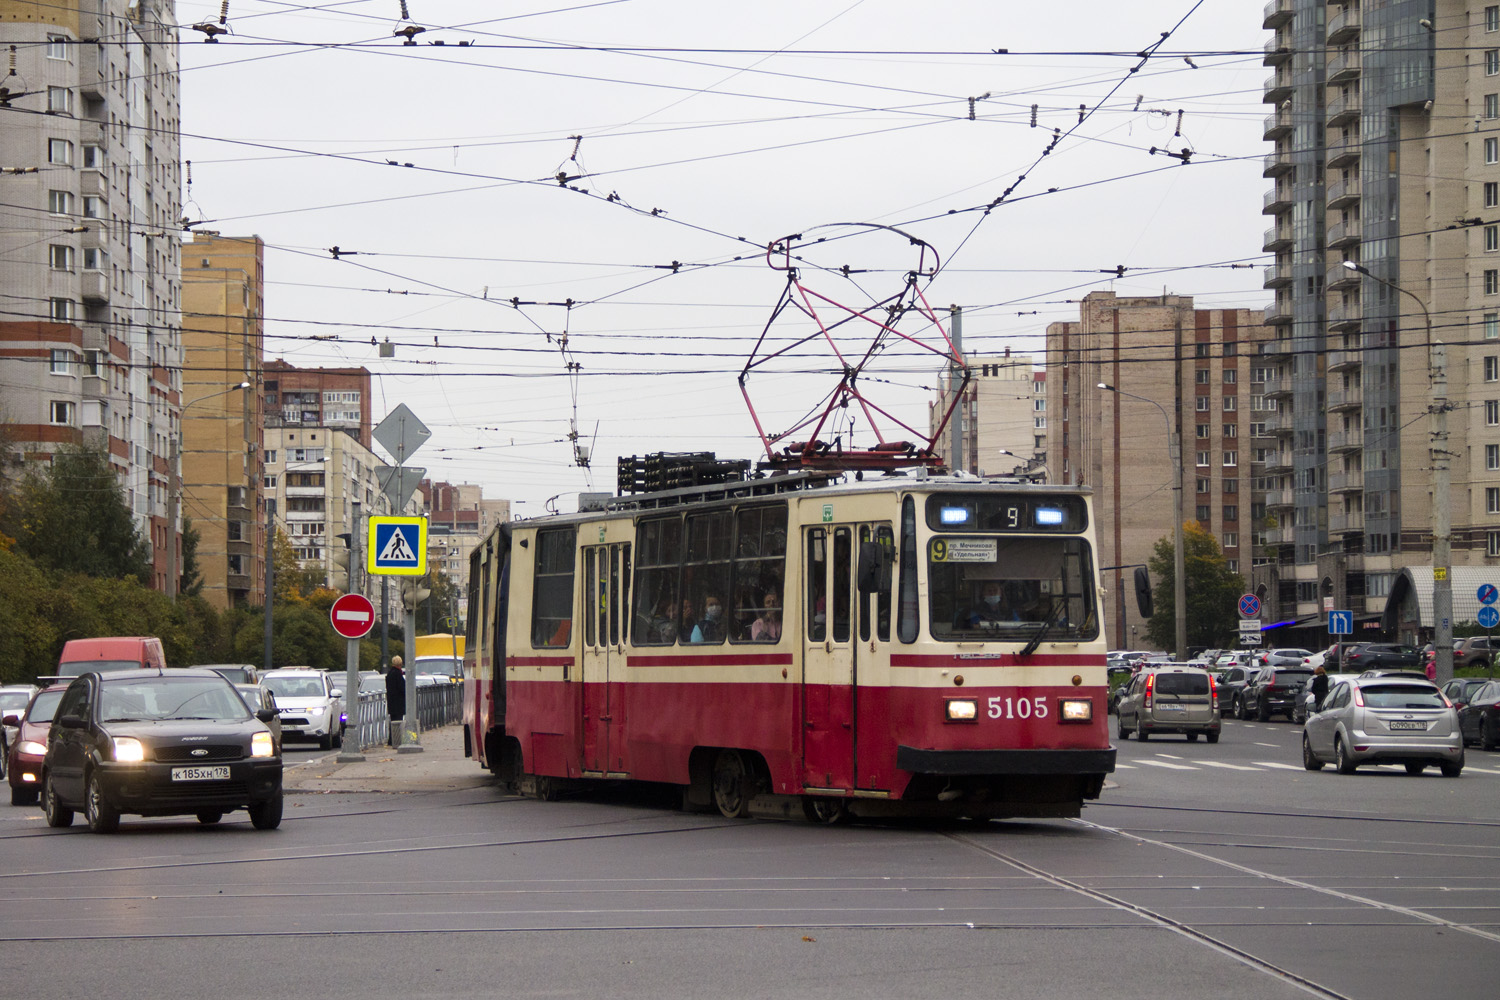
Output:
949,305,963,473
338,500,365,763
263,497,276,671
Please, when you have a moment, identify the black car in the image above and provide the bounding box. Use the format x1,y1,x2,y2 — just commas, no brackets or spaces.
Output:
1241,665,1314,721
42,669,283,833
1215,665,1255,718
1341,643,1421,671
1457,679,1500,750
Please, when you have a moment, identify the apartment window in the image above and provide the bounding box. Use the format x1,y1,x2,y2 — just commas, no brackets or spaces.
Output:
1223,370,1237,384
49,349,73,375
1033,415,1046,429
228,486,247,508
1224,505,1239,522
1223,423,1238,438
1223,451,1238,468
1196,451,1210,467
1196,477,1211,493
82,196,103,219
1489,488,1500,515
1490,314,1500,340
1489,183,1500,208
1223,396,1237,411
265,450,277,464
1223,479,1238,494
46,34,69,59
1224,342,1238,357
1194,343,1211,358
47,86,72,114
49,298,73,321
1490,6,1500,32
49,245,74,271
1488,270,1500,295
228,554,245,576
81,349,100,376
47,190,73,215
1490,400,1500,425
1195,424,1211,439
1196,397,1211,411
1196,505,1211,521
82,144,103,169
83,247,105,270
1490,138,1500,164
1487,356,1500,381
1490,227,1500,253
1488,94,1499,119
263,475,277,489
1488,444,1500,471
1195,369,1211,384
1222,532,1238,549
47,139,72,165
1490,49,1500,74
49,401,74,425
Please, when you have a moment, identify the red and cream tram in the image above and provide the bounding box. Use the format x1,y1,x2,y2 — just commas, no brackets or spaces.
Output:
461,471,1117,820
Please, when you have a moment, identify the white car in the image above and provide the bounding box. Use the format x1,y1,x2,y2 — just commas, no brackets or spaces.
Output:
261,669,345,749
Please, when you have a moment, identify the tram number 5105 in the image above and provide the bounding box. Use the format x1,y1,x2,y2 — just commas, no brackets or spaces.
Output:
988,696,1048,720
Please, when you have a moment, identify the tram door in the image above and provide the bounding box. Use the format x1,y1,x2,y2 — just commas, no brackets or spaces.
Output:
581,542,630,774
802,525,857,790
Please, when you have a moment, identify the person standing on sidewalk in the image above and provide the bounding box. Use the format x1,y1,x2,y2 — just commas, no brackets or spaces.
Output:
385,656,407,746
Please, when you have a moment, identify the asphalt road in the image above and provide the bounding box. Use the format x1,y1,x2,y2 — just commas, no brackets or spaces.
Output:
2,719,1497,1000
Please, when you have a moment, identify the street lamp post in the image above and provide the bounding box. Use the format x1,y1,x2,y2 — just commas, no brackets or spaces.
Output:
1342,260,1451,682
168,380,251,599
1100,382,1188,658
997,448,1048,482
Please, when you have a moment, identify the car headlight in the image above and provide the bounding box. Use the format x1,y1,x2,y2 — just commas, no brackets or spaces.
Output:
945,699,978,722
304,705,325,716
112,736,145,763
251,731,274,758
1059,699,1093,723
17,740,47,756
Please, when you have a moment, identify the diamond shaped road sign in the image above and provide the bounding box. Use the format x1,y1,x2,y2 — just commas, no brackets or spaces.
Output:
373,403,431,466
377,465,426,512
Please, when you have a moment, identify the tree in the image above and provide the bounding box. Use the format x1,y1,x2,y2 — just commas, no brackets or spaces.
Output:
1144,521,1245,655
271,528,325,603
2,445,149,581
413,569,463,633
179,517,205,597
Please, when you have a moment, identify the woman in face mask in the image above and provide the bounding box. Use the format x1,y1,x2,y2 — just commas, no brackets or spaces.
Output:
954,580,1016,629
691,594,725,643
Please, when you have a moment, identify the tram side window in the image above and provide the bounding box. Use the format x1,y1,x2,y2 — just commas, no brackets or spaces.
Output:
730,504,787,643
898,497,919,643
683,509,733,644
531,528,577,647
859,524,894,642
466,544,483,647
632,517,682,645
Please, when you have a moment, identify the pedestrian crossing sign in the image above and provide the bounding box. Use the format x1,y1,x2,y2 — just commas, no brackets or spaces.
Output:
367,516,428,576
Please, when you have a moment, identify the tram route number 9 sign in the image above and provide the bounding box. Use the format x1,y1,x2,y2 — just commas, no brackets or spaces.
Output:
930,537,998,563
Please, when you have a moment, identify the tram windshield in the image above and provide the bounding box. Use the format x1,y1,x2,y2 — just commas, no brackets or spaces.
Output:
927,535,1098,642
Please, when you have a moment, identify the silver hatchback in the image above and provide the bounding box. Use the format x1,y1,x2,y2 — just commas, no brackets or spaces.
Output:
1301,676,1463,776
1116,666,1220,743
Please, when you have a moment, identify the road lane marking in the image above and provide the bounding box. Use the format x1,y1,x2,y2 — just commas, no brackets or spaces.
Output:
1253,761,1305,770
1137,760,1198,770
1254,742,1281,748
1196,760,1261,771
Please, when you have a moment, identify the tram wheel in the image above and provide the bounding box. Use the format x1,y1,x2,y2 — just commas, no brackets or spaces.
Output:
801,796,850,825
711,749,752,819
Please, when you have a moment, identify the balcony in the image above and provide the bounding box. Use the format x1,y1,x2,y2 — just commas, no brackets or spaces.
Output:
1263,186,1292,215
1264,408,1295,435
1327,264,1361,291
1263,224,1293,251
1263,0,1293,29
1264,263,1293,289
1326,177,1361,209
1327,51,1361,84
1266,487,1295,510
1264,300,1293,326
1327,6,1361,44
1263,151,1293,178
1329,509,1365,534
1328,470,1363,494
1264,107,1294,140
1327,298,1362,331
1326,91,1360,127
1327,427,1363,453
1327,218,1362,248
78,43,103,100
1326,384,1363,411
1263,450,1294,474
1327,347,1363,371
285,484,326,498
1260,335,1294,358
1327,141,1362,168
1264,36,1292,66
80,270,108,304
1262,372,1292,398
1264,71,1293,105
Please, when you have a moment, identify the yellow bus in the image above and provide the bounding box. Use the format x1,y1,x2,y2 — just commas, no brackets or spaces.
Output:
413,633,465,684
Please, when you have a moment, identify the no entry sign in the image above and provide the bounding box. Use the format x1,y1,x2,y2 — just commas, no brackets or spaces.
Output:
329,593,376,639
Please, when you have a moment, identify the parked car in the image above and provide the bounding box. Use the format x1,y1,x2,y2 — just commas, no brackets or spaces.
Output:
1441,677,1491,708
1452,637,1500,671
261,668,345,749
1456,679,1500,750
53,636,166,678
235,685,281,746
1301,676,1464,776
199,664,259,685
1341,643,1421,671
1115,665,1220,743
41,668,283,832
1292,674,1357,725
1242,665,1314,721
4,683,66,805
1300,649,1327,670
1,684,39,757
1215,664,1256,718
1263,648,1313,667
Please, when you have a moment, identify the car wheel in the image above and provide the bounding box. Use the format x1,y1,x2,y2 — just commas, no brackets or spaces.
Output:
1237,697,1250,721
1302,733,1324,771
1257,701,1272,722
1483,720,1499,752
11,784,39,807
318,730,333,751
1136,728,1150,742
196,811,223,825
332,725,343,750
1206,732,1219,744
85,770,120,834
1185,732,1199,742
1116,715,1131,741
43,773,73,827
249,792,283,830
1335,735,1358,774
1440,752,1465,778
1404,762,1426,775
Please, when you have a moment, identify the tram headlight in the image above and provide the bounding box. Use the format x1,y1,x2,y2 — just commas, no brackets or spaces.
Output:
1059,698,1093,723
944,699,978,722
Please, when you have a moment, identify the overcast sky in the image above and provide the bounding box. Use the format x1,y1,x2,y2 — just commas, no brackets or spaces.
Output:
176,0,1269,512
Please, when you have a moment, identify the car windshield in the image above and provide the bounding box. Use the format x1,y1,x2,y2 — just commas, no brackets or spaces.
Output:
414,656,461,679
263,676,327,699
1153,673,1209,695
98,676,248,722
0,691,31,712
928,535,1098,642
1362,684,1446,709
28,690,65,722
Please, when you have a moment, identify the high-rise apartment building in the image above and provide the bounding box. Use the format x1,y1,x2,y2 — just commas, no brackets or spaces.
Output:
422,479,511,621
263,359,372,450
1046,293,1272,650
1260,2,1500,646
179,234,265,609
930,353,1046,476
0,1,183,591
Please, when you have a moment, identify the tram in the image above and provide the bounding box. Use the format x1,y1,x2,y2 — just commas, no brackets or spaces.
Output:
460,469,1123,820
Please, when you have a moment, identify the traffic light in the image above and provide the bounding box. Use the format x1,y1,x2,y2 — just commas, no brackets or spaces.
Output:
331,532,353,591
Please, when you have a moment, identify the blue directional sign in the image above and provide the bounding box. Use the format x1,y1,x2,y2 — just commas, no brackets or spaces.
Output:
1238,593,1261,618
1479,583,1499,606
1480,606,1500,629
1328,610,1353,635
367,516,428,576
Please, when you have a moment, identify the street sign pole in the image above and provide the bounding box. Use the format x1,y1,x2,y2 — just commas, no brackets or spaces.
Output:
338,507,366,763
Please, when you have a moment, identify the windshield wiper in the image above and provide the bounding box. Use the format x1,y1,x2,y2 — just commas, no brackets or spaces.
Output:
1019,602,1067,658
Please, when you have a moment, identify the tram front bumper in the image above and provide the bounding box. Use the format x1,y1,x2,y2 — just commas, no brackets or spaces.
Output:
895,745,1116,776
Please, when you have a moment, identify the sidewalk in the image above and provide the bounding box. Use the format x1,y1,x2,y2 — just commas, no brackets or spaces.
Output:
282,724,498,794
